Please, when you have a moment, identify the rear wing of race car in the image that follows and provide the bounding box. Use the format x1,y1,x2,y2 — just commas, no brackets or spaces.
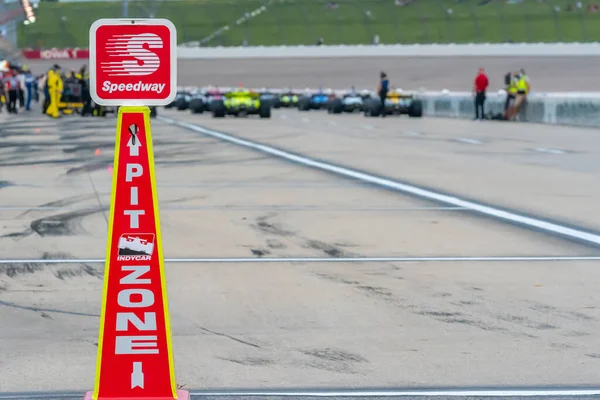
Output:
387,92,416,99
310,92,336,100
225,90,260,99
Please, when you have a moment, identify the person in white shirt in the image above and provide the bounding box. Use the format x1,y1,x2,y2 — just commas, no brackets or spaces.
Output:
17,67,26,108
23,67,35,111
7,69,20,113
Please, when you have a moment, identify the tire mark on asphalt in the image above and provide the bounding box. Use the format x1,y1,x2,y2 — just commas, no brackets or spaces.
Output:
87,173,108,225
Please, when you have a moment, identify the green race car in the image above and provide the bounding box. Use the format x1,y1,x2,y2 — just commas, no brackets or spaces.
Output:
275,91,299,108
210,89,272,118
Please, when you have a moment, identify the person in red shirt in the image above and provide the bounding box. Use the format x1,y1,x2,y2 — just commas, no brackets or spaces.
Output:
473,67,489,120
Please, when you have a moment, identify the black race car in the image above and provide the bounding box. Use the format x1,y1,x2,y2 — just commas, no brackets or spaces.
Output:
363,91,423,117
175,90,194,111
257,90,279,108
275,90,300,108
190,89,226,114
327,89,372,114
165,90,191,109
297,90,335,111
90,105,157,118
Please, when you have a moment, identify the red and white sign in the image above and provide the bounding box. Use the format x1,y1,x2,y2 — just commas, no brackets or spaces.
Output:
22,48,90,60
90,107,179,400
89,19,177,106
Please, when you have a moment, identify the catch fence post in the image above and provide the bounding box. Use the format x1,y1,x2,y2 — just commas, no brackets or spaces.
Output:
468,2,481,42
494,0,509,43
577,5,589,41
550,5,562,42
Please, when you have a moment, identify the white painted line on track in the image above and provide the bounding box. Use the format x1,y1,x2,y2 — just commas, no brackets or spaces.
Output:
456,137,483,145
2,256,600,265
158,117,600,247
189,389,600,397
531,147,566,155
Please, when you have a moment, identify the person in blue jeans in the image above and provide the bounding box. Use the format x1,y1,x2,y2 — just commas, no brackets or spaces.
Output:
378,71,389,117
24,67,34,111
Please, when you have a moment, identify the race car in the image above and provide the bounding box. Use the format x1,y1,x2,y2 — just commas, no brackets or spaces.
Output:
188,90,208,114
257,89,279,108
327,88,371,114
175,90,195,111
58,74,84,115
165,90,191,109
88,105,157,118
363,91,423,117
190,88,226,114
275,90,300,108
297,89,335,111
210,88,271,118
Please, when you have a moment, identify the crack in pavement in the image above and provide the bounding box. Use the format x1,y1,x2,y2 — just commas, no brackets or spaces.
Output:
0,299,99,317
197,326,262,349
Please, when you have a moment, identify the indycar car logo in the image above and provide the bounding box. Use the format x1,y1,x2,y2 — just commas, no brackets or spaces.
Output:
117,233,155,256
101,33,162,77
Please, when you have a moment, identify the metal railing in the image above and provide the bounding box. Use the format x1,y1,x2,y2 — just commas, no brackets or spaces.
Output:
17,0,600,49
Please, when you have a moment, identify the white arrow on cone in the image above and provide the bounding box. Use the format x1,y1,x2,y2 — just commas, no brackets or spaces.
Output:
127,124,142,156
131,361,144,389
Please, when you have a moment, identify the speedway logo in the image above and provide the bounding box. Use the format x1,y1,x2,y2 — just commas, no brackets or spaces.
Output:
103,81,167,94
89,19,177,106
100,33,162,77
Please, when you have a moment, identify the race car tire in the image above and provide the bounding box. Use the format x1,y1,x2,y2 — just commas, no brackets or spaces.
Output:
364,99,381,117
297,97,311,111
326,99,334,113
329,98,343,114
258,103,272,118
175,98,188,111
211,100,226,118
408,100,423,117
189,99,204,114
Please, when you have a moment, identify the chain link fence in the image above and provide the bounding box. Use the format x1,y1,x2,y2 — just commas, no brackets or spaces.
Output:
17,0,600,49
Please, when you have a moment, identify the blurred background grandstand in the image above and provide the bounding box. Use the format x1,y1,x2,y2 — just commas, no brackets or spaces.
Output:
1,0,34,57
15,0,600,48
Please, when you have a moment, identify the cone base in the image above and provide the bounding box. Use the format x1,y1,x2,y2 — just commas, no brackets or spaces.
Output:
83,390,190,400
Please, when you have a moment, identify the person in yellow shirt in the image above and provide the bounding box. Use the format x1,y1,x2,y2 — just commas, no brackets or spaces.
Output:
504,71,519,120
512,69,530,120
45,64,63,118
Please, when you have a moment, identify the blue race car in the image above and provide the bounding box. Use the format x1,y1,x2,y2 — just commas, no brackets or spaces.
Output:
297,89,335,111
